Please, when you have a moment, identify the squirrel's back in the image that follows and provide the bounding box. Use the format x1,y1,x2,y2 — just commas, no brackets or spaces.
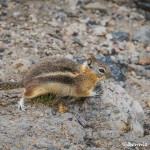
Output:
23,56,80,86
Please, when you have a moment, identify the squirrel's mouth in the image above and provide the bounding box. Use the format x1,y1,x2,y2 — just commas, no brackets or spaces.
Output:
106,72,112,79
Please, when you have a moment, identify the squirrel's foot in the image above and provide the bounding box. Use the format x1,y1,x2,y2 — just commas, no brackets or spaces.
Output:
18,98,26,111
89,91,99,97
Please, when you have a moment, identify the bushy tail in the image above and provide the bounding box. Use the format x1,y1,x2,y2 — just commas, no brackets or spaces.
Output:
0,81,24,91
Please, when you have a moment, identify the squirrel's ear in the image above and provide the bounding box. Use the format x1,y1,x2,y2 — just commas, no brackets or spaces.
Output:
87,57,93,66
90,55,96,60
86,55,96,67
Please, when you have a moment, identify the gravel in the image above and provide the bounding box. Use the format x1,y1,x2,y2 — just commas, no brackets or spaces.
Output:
134,25,150,44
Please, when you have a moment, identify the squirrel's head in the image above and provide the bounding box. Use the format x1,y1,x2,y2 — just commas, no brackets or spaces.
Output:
85,55,111,80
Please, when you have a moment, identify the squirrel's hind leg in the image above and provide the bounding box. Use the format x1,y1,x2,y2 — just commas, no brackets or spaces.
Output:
18,97,25,111
18,84,37,110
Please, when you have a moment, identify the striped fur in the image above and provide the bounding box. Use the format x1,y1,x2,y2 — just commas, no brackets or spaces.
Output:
23,56,80,85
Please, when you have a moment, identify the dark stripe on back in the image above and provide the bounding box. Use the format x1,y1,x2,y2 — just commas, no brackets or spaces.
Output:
25,64,79,79
34,75,75,85
23,57,80,85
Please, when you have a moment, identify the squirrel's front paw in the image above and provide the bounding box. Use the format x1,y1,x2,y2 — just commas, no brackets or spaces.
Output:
89,91,99,97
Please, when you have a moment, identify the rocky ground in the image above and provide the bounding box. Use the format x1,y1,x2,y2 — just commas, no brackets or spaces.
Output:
0,0,150,149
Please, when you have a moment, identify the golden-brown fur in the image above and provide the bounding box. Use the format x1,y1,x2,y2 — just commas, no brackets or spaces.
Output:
75,65,99,97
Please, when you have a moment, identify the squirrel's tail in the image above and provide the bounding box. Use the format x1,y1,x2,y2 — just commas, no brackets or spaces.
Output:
0,81,24,91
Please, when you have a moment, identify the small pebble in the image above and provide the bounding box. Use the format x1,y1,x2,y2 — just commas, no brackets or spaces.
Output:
2,10,7,16
84,2,107,12
13,12,21,18
111,32,129,41
134,25,150,44
86,20,96,26
138,52,150,65
105,33,113,40
0,48,4,53
146,46,150,52
0,92,3,98
93,26,107,36
7,51,13,55
111,48,117,55
50,21,58,27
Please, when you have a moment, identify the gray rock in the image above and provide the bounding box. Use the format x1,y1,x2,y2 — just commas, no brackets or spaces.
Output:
1,34,11,43
129,64,150,78
130,56,138,64
0,48,4,53
45,107,52,115
134,25,150,44
84,2,107,12
68,145,84,150
111,32,129,41
138,52,150,65
0,92,3,98
93,26,107,36
99,130,120,138
118,54,124,61
50,21,58,27
102,82,145,137
0,0,8,7
0,112,85,149
65,0,78,14
106,33,113,40
13,12,21,18
0,60,4,68
0,71,5,81
11,58,31,74
135,0,150,12
86,20,97,26
2,10,7,16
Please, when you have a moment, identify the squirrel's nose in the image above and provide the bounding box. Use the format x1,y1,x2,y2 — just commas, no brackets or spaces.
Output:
107,71,112,78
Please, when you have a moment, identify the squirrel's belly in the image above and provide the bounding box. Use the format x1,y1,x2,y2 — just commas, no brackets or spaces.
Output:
46,82,76,97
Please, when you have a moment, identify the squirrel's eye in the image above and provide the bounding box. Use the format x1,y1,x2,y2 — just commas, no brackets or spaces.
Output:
99,68,105,73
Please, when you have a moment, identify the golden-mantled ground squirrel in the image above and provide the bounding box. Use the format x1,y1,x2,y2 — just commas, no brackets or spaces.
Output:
0,55,111,110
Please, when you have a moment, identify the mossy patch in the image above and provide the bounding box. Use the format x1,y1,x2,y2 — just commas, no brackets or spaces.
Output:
30,93,59,110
